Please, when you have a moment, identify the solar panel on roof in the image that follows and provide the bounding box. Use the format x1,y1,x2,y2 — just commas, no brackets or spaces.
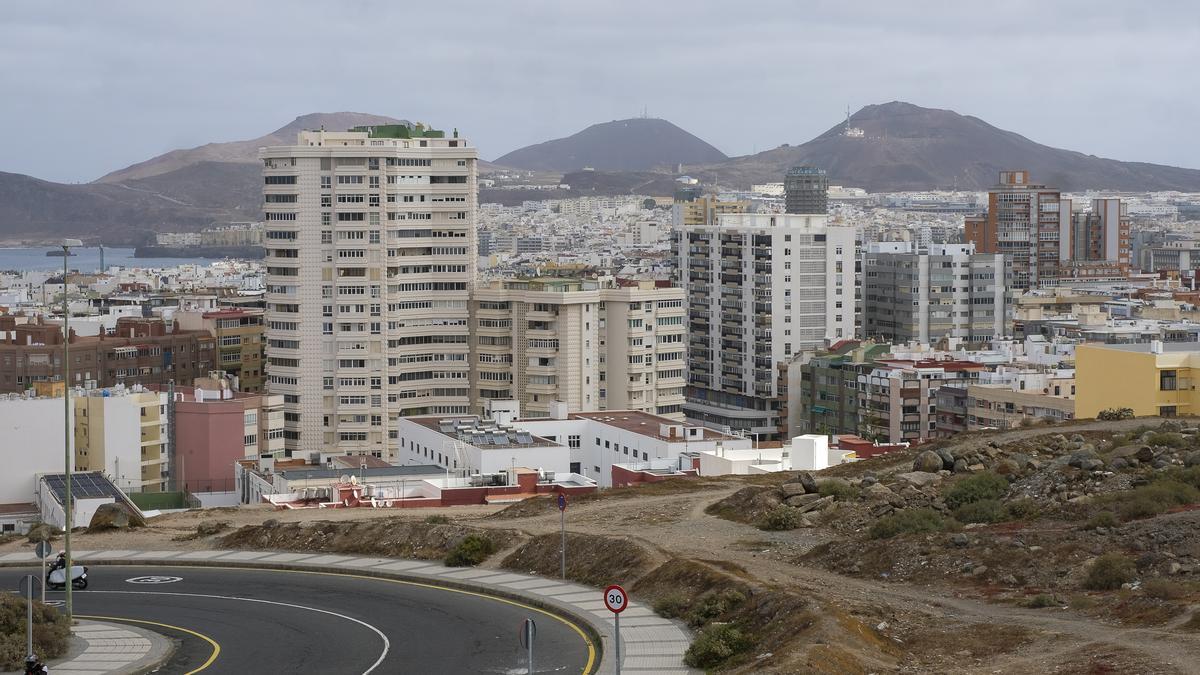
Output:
492,433,510,446
514,432,533,444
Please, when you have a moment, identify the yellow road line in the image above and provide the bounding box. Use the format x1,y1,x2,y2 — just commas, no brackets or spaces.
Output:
146,564,597,674
76,614,220,674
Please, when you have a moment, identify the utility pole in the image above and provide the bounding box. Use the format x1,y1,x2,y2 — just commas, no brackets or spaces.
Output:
61,238,81,623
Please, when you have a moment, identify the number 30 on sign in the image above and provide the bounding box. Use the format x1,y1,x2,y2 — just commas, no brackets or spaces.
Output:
604,584,627,614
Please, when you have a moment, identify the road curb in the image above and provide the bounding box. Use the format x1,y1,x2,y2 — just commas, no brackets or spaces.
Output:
0,550,698,674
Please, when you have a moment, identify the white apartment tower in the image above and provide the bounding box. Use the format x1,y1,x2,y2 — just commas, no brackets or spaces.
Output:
469,277,686,420
261,125,476,459
679,212,856,438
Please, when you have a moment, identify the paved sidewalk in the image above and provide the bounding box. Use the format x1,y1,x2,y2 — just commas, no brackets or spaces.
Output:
0,548,696,674
48,619,171,675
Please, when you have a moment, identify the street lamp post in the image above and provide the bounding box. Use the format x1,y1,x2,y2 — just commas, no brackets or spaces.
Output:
61,238,81,623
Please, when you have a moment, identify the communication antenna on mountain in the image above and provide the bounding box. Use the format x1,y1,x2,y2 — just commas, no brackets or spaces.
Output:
641,105,648,119
843,104,864,139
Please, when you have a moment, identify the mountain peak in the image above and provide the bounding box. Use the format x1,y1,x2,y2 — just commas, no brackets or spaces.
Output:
705,101,1200,192
494,118,727,172
95,112,411,184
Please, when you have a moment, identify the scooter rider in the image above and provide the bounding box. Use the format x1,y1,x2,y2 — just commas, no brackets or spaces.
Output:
24,655,48,674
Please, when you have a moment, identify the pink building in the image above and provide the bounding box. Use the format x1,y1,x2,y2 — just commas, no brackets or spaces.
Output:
150,375,284,494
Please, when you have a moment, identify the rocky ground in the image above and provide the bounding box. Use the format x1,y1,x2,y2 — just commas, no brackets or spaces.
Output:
7,418,1200,673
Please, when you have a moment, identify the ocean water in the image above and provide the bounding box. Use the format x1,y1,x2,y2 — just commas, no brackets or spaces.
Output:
0,247,234,273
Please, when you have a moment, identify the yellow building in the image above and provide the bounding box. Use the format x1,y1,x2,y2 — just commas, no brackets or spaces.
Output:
1075,342,1200,418
674,195,748,228
74,388,167,492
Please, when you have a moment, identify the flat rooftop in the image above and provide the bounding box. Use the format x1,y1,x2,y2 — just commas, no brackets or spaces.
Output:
406,416,560,448
1088,342,1200,354
569,410,739,442
276,465,444,480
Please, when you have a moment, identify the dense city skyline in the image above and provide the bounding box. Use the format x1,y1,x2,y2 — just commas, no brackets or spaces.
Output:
2,0,1198,182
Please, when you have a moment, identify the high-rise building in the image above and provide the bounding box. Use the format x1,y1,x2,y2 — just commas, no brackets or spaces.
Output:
74,386,168,492
784,166,828,215
469,277,686,421
863,242,1011,344
679,212,855,438
965,171,1130,289
261,124,477,459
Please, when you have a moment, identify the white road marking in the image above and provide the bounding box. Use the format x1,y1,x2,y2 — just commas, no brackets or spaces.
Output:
87,589,390,674
125,575,184,584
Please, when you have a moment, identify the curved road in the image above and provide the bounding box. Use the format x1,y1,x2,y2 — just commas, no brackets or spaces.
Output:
14,565,594,674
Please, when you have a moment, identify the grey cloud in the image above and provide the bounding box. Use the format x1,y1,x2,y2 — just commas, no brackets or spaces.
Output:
1,0,1197,182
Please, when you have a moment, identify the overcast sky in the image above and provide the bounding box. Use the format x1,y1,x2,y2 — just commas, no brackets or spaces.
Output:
3,1,1197,183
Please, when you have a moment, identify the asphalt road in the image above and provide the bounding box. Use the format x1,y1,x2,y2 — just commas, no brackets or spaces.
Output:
11,565,594,674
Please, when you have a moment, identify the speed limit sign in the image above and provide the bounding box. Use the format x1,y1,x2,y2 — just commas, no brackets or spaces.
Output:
603,584,628,614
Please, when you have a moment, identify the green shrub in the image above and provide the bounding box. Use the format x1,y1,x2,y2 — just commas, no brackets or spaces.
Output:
1142,578,1187,600
1005,498,1041,520
1165,466,1200,490
683,623,752,669
1103,480,1199,521
0,594,70,670
817,481,859,501
423,514,450,524
652,593,689,619
944,472,1009,510
758,505,804,531
443,535,497,567
1023,593,1060,608
1146,432,1186,448
1098,407,1134,421
1086,511,1119,529
953,499,1007,524
869,508,951,540
1083,553,1136,590
685,589,747,628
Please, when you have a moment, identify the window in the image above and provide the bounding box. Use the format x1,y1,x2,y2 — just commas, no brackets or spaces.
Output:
568,435,581,448
1160,370,1178,391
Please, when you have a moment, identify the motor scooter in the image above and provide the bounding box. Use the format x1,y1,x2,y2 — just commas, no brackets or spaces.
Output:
47,564,88,590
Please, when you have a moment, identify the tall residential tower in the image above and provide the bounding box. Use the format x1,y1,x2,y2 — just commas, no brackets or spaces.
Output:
261,124,476,459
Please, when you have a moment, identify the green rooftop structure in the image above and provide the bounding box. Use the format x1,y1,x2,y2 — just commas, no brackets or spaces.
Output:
349,123,447,139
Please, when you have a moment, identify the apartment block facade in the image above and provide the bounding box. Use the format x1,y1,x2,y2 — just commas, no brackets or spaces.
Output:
965,171,1130,289
74,387,168,492
468,278,686,421
679,212,856,438
0,316,215,395
863,242,1011,344
261,124,477,459
175,308,265,393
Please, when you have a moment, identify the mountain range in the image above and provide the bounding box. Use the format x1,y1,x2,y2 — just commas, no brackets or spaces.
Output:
2,103,1199,243
493,118,728,172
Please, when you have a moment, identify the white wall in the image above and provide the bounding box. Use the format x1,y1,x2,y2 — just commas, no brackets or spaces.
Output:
0,398,73,505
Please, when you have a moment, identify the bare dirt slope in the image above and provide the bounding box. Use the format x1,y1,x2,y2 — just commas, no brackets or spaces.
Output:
9,418,1200,673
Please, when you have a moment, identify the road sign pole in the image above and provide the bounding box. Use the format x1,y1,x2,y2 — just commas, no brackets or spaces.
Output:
527,620,533,675
520,618,536,675
604,584,628,675
40,557,45,605
614,612,620,675
557,493,567,580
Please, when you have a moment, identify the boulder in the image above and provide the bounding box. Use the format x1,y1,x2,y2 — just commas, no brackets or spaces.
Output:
953,459,969,474
862,483,895,501
1068,449,1099,468
993,458,1022,476
794,495,835,514
87,502,145,532
780,483,807,498
935,448,955,470
784,493,821,508
795,471,819,495
950,533,969,548
1185,451,1200,468
895,471,943,488
25,522,58,544
1079,458,1105,472
1110,458,1129,471
913,451,944,474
